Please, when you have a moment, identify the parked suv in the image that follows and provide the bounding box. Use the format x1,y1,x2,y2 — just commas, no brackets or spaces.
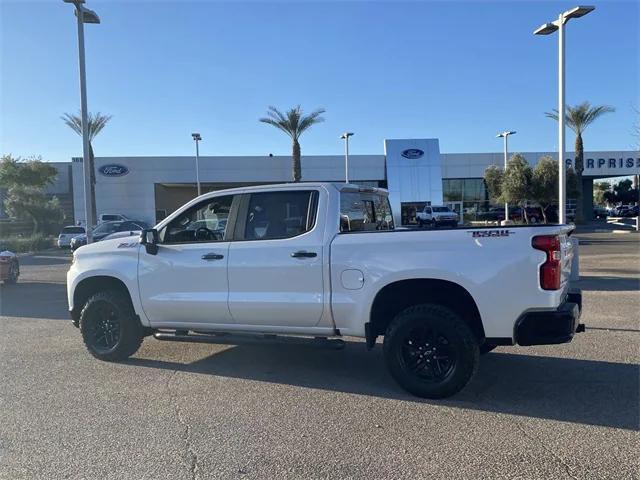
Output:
58,226,86,248
416,205,459,227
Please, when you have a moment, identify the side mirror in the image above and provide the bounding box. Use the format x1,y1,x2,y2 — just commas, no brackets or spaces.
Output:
340,214,351,233
140,228,159,255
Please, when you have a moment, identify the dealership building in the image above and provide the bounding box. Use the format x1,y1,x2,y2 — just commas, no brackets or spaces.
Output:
4,138,637,226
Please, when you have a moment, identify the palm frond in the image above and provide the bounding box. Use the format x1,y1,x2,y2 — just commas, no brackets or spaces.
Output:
61,113,82,136
258,117,294,139
61,111,112,141
298,108,326,135
544,109,559,121
259,105,325,141
546,102,615,134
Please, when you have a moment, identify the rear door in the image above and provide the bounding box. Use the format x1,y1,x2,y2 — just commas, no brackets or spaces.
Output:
227,189,324,327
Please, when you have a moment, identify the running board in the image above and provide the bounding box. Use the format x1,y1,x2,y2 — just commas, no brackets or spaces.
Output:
153,331,346,350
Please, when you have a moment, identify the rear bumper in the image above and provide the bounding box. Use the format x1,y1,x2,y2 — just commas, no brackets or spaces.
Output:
515,289,583,346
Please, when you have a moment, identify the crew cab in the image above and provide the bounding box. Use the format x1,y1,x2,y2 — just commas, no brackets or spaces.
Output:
67,183,583,398
416,205,459,227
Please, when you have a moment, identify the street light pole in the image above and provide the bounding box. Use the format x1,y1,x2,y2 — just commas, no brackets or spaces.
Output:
64,0,100,243
534,5,595,224
496,131,516,223
340,132,354,183
191,133,202,196
558,13,566,224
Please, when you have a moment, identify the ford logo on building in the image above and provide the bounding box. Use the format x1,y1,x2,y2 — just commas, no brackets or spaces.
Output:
98,164,129,177
401,149,424,159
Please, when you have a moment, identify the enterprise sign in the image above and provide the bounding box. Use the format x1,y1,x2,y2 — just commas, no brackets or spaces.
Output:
565,156,639,176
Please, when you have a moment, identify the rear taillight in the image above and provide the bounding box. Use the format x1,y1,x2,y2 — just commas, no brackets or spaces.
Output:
532,235,561,290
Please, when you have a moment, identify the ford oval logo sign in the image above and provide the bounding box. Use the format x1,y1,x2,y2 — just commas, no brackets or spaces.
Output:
401,149,424,159
98,164,129,177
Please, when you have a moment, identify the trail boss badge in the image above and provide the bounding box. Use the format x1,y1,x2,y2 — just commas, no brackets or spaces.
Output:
469,230,515,238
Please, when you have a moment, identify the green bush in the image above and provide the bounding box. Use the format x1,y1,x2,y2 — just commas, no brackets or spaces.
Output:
0,234,54,253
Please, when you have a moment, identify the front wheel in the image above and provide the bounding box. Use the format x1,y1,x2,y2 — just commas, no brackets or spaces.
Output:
80,290,144,361
383,304,479,399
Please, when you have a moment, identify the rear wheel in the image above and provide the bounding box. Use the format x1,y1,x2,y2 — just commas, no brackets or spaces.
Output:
383,304,479,399
80,290,144,361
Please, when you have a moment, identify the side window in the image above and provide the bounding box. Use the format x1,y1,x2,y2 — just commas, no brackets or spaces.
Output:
243,191,316,240
340,192,394,232
161,195,234,244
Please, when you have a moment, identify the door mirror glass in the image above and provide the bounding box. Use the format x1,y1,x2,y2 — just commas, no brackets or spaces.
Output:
340,214,351,232
140,228,159,255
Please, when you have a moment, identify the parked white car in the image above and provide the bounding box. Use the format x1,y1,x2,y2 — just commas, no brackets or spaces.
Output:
57,226,86,248
416,205,459,227
67,183,582,399
98,213,129,224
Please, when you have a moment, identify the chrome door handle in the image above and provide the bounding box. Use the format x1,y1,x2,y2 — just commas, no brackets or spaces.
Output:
291,251,317,258
201,253,224,260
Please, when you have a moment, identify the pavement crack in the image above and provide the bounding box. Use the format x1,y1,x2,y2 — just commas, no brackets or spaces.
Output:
510,417,579,480
166,370,199,480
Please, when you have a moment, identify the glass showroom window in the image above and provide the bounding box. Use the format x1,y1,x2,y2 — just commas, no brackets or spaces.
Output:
443,178,490,221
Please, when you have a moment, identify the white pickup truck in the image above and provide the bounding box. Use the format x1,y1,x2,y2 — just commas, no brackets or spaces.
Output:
67,183,583,398
416,205,459,227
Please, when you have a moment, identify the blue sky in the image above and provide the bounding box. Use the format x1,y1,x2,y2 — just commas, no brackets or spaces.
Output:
1,0,638,162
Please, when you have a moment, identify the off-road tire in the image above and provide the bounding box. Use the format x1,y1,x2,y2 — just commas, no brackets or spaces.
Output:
80,290,144,361
383,303,479,399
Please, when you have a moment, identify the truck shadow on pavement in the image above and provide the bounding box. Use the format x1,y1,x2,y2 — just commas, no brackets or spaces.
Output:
126,342,639,431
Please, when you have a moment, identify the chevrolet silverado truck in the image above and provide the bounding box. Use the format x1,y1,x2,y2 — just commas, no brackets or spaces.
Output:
67,183,583,399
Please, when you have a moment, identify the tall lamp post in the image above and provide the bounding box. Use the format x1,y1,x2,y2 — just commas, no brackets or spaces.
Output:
63,0,100,243
496,130,516,223
534,5,595,224
340,132,354,183
191,133,202,196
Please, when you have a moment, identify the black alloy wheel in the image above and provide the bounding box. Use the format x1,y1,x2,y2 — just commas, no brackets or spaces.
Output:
80,290,144,361
383,304,479,398
400,326,456,382
84,300,122,354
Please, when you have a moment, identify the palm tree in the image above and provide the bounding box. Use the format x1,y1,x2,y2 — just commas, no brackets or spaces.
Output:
62,111,112,223
259,105,325,182
545,101,614,223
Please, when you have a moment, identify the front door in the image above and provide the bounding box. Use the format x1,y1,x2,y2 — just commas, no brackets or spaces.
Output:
445,201,463,225
227,189,325,328
138,194,237,328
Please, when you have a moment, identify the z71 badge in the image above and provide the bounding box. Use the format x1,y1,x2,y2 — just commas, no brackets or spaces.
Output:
469,230,514,238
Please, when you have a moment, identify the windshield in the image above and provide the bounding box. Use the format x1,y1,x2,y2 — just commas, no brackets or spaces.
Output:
93,222,122,234
62,227,84,234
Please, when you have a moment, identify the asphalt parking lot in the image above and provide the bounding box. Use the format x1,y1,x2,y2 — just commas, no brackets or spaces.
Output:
1,232,638,480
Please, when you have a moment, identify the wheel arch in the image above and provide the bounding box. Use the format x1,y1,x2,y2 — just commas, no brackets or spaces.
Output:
71,275,135,327
367,278,485,348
